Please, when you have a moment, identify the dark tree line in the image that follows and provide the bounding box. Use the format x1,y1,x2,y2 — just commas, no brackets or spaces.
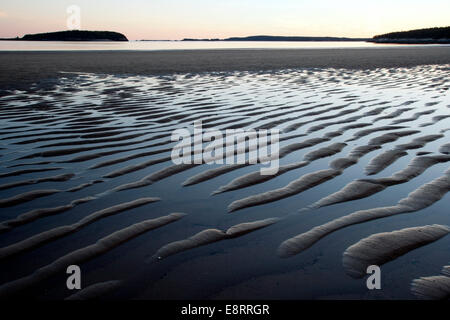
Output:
373,26,450,39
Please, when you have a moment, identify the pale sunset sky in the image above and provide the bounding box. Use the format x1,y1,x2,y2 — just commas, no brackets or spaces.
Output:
0,0,449,40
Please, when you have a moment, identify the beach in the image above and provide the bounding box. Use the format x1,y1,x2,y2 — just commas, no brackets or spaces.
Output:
1,46,450,90
0,46,449,300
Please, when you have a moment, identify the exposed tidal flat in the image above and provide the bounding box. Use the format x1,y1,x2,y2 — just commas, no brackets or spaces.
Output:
1,46,450,90
0,47,449,299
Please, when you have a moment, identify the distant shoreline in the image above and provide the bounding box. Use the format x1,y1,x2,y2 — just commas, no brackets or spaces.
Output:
1,47,449,91
1,39,449,44
2,27,448,44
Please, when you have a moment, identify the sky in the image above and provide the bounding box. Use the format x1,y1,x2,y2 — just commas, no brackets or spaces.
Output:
0,0,449,40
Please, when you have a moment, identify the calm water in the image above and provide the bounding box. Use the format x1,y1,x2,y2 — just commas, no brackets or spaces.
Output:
0,40,439,51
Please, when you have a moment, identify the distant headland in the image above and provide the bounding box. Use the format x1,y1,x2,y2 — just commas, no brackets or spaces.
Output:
181,35,368,42
1,30,128,41
370,26,450,44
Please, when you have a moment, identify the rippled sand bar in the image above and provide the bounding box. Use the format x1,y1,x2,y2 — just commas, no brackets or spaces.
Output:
0,51,449,299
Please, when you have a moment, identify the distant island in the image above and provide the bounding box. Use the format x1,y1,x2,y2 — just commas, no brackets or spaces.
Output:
182,35,368,42
1,30,128,41
370,26,450,44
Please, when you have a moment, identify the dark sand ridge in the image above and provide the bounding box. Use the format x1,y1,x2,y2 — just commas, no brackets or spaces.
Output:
0,196,95,233
101,132,305,178
282,106,365,133
1,127,127,142
411,262,450,300
0,167,62,178
225,128,424,212
180,122,403,189
0,213,185,298
411,276,450,300
113,119,411,191
5,94,317,166
211,161,310,195
169,99,325,132
390,109,436,125
111,132,314,190
35,132,150,148
228,169,342,213
342,224,450,278
214,128,436,198
420,115,450,127
282,101,398,133
365,149,408,175
210,142,347,196
346,125,409,142
98,132,304,177
364,133,444,175
239,102,340,131
8,161,53,168
152,217,279,260
180,136,329,188
0,197,160,260
15,135,173,161
67,179,104,192
1,47,450,90
311,154,450,209
372,107,415,121
65,280,122,300
440,143,450,154
0,173,102,212
1,104,186,136
12,132,122,146
6,113,274,170
66,143,172,165
0,189,60,208
91,102,370,177
442,266,450,277
277,168,450,258
0,173,74,191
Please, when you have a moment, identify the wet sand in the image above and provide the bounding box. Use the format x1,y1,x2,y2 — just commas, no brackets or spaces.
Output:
1,46,450,90
0,54,449,300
